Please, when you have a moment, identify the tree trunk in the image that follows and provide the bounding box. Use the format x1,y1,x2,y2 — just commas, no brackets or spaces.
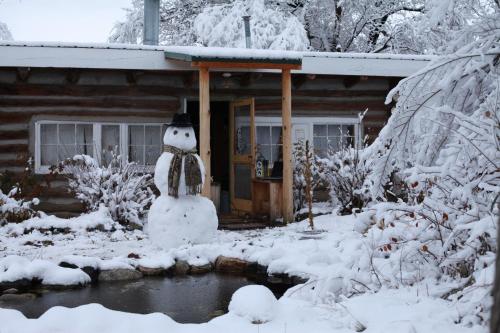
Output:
491,205,500,333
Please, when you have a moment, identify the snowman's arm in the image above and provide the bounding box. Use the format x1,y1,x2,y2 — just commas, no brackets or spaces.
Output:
194,154,206,186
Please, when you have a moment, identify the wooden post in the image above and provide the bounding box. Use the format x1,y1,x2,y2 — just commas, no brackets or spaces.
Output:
282,68,293,223
199,66,211,198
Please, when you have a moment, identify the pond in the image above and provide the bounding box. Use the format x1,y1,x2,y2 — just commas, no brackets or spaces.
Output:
0,273,288,323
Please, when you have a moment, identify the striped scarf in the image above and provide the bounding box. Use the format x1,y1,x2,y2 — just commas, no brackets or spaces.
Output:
163,145,202,198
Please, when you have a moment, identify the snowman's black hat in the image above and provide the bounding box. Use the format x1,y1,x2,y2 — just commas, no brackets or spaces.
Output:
168,113,193,128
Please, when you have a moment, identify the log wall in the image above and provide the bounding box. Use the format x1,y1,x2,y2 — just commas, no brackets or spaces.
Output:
0,67,395,216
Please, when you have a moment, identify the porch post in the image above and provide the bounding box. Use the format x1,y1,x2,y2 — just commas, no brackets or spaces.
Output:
199,66,211,198
282,68,293,223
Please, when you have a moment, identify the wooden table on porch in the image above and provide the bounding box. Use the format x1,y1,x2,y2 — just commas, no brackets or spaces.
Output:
252,177,283,222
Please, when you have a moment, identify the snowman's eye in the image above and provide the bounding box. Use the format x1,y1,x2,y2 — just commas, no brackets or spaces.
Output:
185,133,190,137
173,130,178,135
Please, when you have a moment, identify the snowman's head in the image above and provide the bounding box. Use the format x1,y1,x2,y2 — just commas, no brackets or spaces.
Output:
163,126,197,151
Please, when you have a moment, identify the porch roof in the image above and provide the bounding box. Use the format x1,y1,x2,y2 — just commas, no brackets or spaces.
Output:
164,46,302,65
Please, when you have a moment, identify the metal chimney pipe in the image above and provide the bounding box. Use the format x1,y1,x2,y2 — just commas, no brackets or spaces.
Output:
143,0,160,45
242,16,251,48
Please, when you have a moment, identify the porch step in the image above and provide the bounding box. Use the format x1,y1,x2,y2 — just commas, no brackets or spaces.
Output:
218,214,276,230
218,221,270,231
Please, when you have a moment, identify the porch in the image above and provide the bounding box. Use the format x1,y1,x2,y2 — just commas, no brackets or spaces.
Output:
164,47,302,224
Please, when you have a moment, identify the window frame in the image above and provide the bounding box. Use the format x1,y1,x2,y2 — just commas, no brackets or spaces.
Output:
34,121,166,174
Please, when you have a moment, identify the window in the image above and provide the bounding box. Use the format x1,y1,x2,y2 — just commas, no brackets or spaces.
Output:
313,124,355,157
128,124,165,166
256,125,282,165
39,123,93,166
35,121,166,173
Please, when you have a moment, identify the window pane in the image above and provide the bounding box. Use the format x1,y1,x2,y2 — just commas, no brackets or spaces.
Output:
76,124,93,146
258,145,271,162
313,137,327,158
235,125,251,155
41,145,57,165
76,144,93,156
145,125,161,146
256,126,270,145
271,145,282,163
234,164,252,200
102,125,120,165
271,126,282,145
129,145,144,165
41,124,57,144
234,104,251,155
59,124,75,145
328,137,341,152
342,125,355,136
58,144,76,161
145,145,161,165
129,125,144,146
313,124,326,137
328,124,341,137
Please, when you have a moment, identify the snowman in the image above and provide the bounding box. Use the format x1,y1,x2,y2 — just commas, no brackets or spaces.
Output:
147,113,218,249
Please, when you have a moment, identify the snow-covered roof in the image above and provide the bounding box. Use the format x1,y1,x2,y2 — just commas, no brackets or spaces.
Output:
0,41,434,77
164,46,302,65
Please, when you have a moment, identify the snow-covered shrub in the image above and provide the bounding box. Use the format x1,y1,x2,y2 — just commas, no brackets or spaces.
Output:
0,188,39,224
363,11,500,326
53,154,155,229
321,145,371,215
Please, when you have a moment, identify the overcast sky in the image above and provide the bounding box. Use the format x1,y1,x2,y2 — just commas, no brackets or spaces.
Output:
0,0,132,42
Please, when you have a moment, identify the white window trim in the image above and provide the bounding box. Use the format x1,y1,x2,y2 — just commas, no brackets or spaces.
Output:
34,121,165,174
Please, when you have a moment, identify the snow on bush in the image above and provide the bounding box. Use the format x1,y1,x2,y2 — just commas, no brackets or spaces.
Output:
52,154,155,229
320,145,371,215
228,285,278,324
0,188,39,224
194,0,309,51
360,11,500,326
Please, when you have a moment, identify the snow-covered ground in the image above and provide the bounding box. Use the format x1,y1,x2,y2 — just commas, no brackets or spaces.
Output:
0,209,489,333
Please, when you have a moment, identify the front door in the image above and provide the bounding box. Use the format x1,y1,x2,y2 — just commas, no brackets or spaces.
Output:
229,98,255,213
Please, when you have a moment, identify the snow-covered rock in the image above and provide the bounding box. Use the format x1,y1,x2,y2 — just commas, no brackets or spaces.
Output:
228,285,278,324
0,256,90,288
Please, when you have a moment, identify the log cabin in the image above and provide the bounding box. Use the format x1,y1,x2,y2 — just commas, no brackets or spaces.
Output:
0,41,433,223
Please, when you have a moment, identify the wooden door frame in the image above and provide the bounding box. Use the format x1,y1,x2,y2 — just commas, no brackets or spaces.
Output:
229,98,255,214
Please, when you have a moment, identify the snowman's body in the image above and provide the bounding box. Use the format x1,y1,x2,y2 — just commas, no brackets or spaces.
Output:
147,123,218,249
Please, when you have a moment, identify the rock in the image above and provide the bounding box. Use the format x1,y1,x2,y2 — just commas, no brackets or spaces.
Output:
208,310,225,319
81,266,100,284
190,263,213,274
267,275,284,284
137,266,167,276
291,276,308,285
0,278,39,293
98,269,143,281
59,262,78,269
42,240,54,247
0,293,37,302
127,253,141,259
2,288,18,295
215,256,248,273
174,260,190,275
59,262,99,284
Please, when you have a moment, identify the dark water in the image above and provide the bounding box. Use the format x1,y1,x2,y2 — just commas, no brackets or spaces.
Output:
0,274,286,323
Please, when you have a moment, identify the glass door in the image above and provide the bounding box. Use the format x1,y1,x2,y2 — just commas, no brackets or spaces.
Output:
229,98,255,213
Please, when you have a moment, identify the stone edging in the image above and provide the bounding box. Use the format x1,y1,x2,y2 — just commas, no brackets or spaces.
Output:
0,256,308,296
